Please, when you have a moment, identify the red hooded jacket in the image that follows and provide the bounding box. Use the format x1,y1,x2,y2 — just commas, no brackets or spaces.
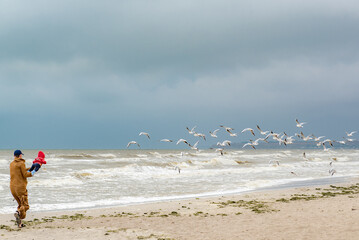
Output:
33,151,47,165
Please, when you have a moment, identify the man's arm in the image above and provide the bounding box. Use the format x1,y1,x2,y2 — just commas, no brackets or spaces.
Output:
21,163,33,178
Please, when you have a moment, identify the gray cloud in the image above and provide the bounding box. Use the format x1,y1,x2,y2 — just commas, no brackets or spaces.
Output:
0,0,358,148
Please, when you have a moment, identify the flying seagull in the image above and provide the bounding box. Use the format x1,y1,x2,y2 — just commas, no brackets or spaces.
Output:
242,128,255,136
139,132,150,139
127,141,140,148
217,140,231,147
186,126,197,135
256,125,269,135
346,131,357,137
296,119,307,128
191,141,199,151
219,125,234,132
242,142,256,149
209,129,220,138
215,148,224,156
177,139,191,147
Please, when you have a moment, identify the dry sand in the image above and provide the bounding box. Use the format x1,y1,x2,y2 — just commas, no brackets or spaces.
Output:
1,181,359,240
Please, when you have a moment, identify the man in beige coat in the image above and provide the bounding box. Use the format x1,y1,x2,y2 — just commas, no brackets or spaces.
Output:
10,150,36,227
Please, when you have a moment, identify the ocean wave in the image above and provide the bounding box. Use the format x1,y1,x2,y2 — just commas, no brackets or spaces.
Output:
53,153,118,160
30,176,84,187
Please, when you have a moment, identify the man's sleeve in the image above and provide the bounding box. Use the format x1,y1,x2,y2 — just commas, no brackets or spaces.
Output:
21,163,33,178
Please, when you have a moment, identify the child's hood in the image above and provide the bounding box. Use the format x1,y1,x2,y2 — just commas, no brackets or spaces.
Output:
38,151,45,158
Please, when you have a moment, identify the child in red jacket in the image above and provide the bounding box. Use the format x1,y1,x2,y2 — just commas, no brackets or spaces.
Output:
28,151,47,172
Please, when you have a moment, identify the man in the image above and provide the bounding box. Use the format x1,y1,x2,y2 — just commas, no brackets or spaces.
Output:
9,150,36,228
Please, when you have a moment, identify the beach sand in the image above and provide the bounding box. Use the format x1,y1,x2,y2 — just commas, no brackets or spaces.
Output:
1,181,359,240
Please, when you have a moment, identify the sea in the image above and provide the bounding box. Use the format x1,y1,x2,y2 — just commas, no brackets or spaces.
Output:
1,149,359,214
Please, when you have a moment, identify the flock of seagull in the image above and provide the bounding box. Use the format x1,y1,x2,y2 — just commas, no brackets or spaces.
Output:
126,119,356,176
127,119,356,154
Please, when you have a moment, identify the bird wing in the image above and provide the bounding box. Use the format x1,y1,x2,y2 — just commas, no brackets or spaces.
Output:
242,143,251,148
177,139,185,145
241,128,252,133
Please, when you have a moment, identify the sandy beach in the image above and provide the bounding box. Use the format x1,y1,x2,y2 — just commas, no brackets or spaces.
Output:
1,180,359,240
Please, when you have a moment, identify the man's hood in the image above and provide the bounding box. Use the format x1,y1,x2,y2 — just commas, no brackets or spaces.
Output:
14,157,25,163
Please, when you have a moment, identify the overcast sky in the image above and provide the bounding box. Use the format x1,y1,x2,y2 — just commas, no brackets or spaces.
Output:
1,0,358,149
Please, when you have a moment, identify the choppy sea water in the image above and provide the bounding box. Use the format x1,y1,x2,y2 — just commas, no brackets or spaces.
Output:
0,149,358,213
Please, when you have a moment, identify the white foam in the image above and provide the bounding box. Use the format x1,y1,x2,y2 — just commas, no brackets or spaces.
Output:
1,149,359,214
30,176,84,187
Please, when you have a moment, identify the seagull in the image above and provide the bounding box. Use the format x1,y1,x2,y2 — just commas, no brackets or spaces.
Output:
322,139,334,147
300,132,312,141
250,138,268,145
174,166,181,174
242,142,256,149
194,132,206,141
344,137,355,142
346,131,357,137
215,148,224,156
302,152,307,160
220,125,234,132
270,133,286,146
312,135,325,142
291,171,298,176
285,136,295,145
139,132,150,139
191,141,199,151
209,129,220,138
186,126,197,135
223,127,237,137
160,139,173,143
176,139,190,146
329,168,336,176
296,119,307,128
242,128,255,136
127,141,140,148
322,142,330,151
228,132,238,137
256,125,269,135
269,131,280,139
217,140,231,147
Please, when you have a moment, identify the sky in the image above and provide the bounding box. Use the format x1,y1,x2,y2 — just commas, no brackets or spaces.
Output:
0,0,358,149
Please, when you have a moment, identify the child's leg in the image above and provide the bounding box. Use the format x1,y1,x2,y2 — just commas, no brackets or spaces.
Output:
34,163,42,172
28,164,35,172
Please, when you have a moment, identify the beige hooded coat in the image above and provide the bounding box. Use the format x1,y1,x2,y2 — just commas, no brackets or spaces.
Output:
10,157,33,219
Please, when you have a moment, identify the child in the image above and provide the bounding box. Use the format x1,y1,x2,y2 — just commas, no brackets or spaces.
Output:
29,151,47,172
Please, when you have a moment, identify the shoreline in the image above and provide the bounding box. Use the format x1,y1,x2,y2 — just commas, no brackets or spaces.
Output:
1,179,359,240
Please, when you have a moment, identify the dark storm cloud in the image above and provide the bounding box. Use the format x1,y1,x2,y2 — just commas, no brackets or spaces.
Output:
2,0,359,74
